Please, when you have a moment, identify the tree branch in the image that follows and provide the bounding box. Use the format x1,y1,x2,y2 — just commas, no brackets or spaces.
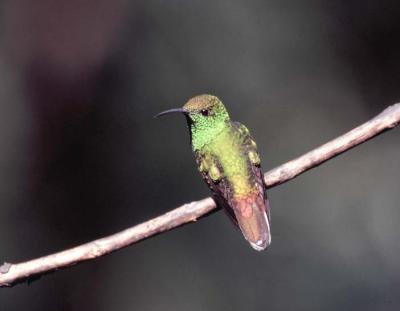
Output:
1,103,399,287
264,103,400,187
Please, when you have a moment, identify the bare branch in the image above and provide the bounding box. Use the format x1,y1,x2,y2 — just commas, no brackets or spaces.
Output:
1,103,399,287
265,103,400,187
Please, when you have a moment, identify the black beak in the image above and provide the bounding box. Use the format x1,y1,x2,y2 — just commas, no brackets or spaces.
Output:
154,108,187,118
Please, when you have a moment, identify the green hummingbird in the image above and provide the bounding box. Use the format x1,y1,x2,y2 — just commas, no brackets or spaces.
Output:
156,94,271,251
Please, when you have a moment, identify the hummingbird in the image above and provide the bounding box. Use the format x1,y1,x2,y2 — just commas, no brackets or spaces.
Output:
156,94,271,251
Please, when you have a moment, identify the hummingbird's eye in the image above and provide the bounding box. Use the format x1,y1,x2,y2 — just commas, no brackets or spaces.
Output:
200,109,209,116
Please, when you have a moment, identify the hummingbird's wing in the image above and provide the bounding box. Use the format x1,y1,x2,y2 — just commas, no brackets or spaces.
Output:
229,121,271,250
232,121,271,221
195,151,238,225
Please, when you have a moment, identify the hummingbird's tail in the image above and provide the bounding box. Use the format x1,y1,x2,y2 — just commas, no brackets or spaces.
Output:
232,194,271,251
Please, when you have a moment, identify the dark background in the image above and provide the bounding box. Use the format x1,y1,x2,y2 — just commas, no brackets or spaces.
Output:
1,1,400,310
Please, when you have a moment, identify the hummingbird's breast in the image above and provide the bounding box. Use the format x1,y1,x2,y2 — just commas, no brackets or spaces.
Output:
207,128,258,199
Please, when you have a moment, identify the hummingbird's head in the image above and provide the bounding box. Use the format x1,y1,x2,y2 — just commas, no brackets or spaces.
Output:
155,94,229,125
183,94,229,125
155,94,230,150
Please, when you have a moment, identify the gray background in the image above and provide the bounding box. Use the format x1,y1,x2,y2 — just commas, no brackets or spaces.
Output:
1,1,400,310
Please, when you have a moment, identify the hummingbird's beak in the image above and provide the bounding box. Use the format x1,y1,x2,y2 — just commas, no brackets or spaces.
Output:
154,108,187,118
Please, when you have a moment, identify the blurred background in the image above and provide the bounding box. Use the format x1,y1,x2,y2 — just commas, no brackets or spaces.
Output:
1,0,400,310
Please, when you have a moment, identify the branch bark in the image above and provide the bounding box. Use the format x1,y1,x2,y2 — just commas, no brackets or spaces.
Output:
1,103,400,287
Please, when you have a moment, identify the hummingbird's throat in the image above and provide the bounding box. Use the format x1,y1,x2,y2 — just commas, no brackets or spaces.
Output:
190,120,228,151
